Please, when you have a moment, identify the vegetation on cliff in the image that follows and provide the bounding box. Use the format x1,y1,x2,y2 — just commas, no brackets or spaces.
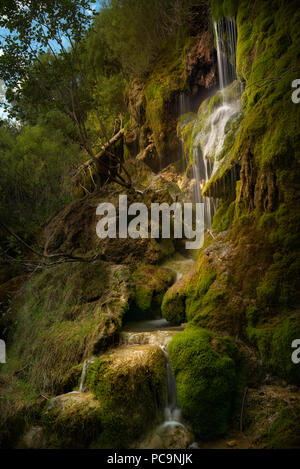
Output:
0,0,299,450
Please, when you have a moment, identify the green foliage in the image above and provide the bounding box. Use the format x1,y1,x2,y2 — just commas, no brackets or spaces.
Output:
99,0,207,77
168,327,241,438
211,0,238,20
0,120,82,234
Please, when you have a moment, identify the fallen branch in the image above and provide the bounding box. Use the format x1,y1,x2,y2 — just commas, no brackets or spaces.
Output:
74,128,125,175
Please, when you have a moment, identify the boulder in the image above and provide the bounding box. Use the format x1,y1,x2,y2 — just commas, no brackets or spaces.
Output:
43,392,102,449
129,265,175,320
168,327,241,439
87,345,166,448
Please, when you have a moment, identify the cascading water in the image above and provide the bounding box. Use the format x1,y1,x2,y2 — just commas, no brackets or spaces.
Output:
214,17,237,90
186,16,239,231
78,358,91,392
159,346,184,430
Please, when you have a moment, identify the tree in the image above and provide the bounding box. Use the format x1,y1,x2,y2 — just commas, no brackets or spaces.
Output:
0,0,131,188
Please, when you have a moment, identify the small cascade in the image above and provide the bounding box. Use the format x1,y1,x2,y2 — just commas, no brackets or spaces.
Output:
78,358,91,393
159,346,184,431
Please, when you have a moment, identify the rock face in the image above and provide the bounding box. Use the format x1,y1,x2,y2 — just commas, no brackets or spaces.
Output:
124,27,217,172
186,30,217,93
16,345,167,449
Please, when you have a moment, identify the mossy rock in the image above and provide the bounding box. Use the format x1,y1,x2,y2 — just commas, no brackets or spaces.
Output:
87,345,166,448
130,265,175,320
247,313,300,385
168,327,241,439
211,0,238,21
161,276,188,325
43,392,102,449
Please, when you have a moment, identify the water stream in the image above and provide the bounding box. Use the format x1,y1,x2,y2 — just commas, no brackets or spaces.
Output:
180,16,239,232
214,17,237,90
159,345,184,431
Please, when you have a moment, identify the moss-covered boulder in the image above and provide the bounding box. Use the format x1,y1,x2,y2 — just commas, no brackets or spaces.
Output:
129,265,175,320
42,392,102,449
267,407,300,449
161,276,188,325
87,345,166,448
168,327,241,439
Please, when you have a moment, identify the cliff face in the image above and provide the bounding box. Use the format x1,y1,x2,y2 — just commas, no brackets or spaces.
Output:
124,26,217,171
157,0,300,382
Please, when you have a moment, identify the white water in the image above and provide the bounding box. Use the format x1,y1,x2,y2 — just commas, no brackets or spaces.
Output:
78,359,90,392
159,345,184,430
186,16,239,230
214,17,237,90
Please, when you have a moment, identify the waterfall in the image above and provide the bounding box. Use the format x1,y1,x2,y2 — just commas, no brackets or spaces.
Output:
187,16,239,231
78,358,91,393
159,346,184,430
214,17,237,90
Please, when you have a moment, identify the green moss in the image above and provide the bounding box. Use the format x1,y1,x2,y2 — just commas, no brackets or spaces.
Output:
42,393,102,449
87,346,166,448
247,313,300,385
211,0,238,20
143,34,193,158
212,201,235,233
161,282,186,325
185,261,217,321
0,261,131,399
130,265,174,320
168,327,241,438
